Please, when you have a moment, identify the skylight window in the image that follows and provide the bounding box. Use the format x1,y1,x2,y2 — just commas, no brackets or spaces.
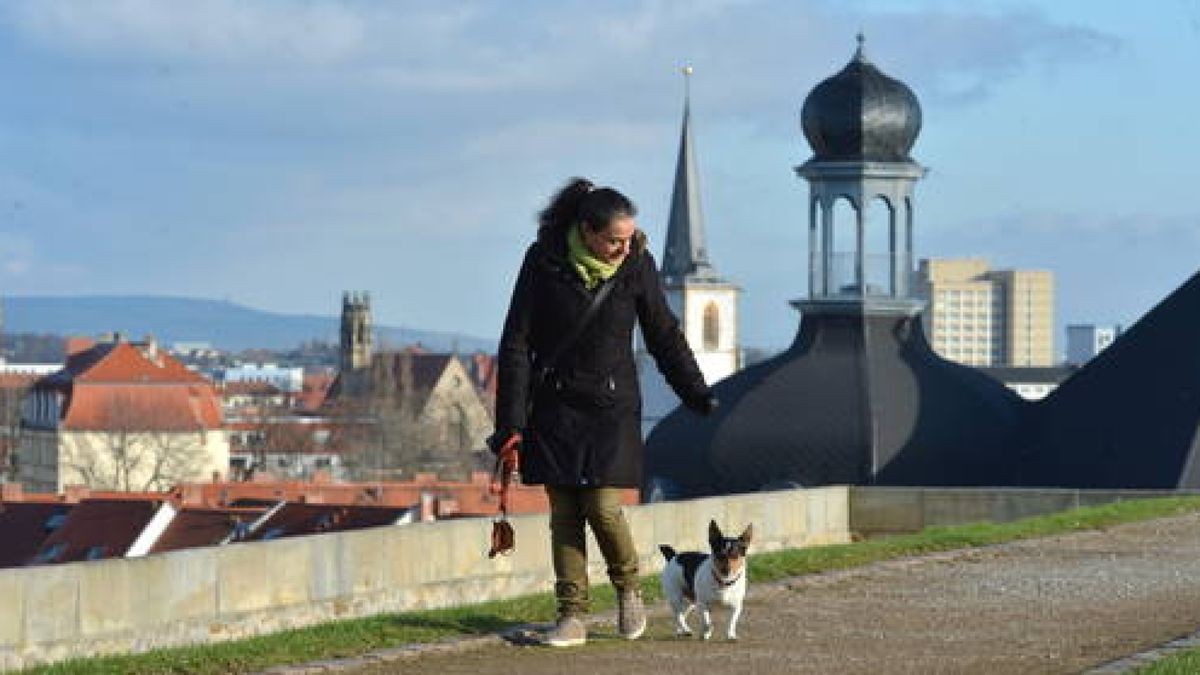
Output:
43,511,68,533
31,542,67,565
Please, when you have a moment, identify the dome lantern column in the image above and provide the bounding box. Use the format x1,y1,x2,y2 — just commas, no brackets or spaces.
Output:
795,35,926,316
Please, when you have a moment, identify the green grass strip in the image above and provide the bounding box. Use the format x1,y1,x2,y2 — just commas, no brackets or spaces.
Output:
1129,618,1200,675
1135,650,1200,674
21,495,1200,675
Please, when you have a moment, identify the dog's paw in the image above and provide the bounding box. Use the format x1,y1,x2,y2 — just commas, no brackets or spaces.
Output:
701,628,714,641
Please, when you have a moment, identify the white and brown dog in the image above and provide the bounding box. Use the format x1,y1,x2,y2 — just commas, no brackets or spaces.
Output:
659,520,753,641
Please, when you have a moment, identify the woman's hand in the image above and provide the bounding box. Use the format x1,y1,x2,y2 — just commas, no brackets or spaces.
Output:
488,428,521,455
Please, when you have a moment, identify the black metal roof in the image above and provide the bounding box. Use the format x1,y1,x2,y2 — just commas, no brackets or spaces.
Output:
800,38,922,163
1016,270,1200,489
977,366,1076,385
643,307,1027,499
645,270,1200,498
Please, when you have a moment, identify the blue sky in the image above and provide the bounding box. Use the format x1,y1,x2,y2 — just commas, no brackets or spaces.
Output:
0,0,1197,351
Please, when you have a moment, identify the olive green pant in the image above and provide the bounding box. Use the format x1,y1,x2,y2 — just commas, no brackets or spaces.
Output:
546,485,639,617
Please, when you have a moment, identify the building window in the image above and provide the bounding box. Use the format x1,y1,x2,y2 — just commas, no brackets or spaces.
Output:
702,302,720,351
43,510,69,533
32,542,67,565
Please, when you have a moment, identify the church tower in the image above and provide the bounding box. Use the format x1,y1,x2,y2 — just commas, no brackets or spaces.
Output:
339,291,373,394
639,68,741,433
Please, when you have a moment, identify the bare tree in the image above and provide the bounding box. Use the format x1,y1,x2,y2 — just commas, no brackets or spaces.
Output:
62,391,209,491
0,383,29,480
236,402,328,479
331,352,493,481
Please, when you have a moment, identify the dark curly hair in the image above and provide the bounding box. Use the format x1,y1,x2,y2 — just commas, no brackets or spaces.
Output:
537,177,637,241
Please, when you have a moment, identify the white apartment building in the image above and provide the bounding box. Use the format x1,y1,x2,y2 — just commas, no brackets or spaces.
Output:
917,258,1055,367
1066,324,1121,366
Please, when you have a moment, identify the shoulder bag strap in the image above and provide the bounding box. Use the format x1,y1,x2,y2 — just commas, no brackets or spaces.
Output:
536,278,618,374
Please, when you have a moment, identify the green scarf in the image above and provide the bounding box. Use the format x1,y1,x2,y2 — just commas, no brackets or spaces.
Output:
567,224,620,290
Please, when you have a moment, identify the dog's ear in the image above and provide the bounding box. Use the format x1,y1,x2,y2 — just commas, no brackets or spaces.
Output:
739,523,754,546
708,519,722,546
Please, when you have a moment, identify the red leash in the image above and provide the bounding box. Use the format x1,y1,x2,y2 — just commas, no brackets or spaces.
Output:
487,433,521,558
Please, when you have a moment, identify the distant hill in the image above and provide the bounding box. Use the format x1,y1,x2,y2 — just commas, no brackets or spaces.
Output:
1,296,495,354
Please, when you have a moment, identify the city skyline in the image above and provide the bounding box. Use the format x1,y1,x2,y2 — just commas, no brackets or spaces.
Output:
1,1,1197,349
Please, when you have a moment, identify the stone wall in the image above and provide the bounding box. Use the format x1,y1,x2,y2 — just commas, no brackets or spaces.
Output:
0,486,1179,669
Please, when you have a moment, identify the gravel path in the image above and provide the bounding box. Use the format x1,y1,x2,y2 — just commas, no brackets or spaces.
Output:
295,513,1200,674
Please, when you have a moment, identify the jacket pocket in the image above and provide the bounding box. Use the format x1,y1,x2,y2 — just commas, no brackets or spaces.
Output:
549,369,618,409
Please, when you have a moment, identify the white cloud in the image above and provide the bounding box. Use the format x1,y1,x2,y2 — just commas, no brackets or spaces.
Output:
0,233,34,278
3,259,30,276
3,0,368,64
0,0,1143,344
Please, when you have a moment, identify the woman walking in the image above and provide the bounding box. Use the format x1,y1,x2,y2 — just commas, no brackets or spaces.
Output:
493,177,716,647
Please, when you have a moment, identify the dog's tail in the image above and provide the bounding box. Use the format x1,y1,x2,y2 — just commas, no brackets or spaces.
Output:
658,544,677,561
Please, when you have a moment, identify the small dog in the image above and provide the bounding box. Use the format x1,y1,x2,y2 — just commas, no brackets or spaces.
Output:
659,520,753,641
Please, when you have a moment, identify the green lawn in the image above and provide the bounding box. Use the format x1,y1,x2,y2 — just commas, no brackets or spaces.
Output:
1134,643,1200,673
22,495,1200,675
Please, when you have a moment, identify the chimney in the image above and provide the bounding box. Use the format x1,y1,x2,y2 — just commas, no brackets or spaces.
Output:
64,484,90,503
420,492,435,522
0,482,22,501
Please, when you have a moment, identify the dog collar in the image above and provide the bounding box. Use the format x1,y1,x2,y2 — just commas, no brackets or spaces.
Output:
712,568,743,588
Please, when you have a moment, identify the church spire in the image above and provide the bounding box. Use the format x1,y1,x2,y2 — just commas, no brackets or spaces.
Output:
662,66,719,285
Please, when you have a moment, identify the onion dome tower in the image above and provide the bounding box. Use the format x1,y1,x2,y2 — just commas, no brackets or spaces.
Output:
798,33,923,309
643,36,1025,500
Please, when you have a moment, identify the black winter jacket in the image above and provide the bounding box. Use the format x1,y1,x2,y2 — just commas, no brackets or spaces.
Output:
495,228,709,488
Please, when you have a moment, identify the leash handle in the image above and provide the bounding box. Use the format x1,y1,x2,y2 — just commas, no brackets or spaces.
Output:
487,434,521,559
489,432,522,517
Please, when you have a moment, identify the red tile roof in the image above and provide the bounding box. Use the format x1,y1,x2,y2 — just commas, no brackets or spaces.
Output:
28,498,165,565
0,501,73,568
65,337,96,356
61,384,223,431
174,473,637,517
34,341,223,431
244,503,409,541
148,506,266,554
69,343,207,384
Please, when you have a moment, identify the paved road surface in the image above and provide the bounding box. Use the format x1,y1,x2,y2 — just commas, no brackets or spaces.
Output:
299,513,1200,674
